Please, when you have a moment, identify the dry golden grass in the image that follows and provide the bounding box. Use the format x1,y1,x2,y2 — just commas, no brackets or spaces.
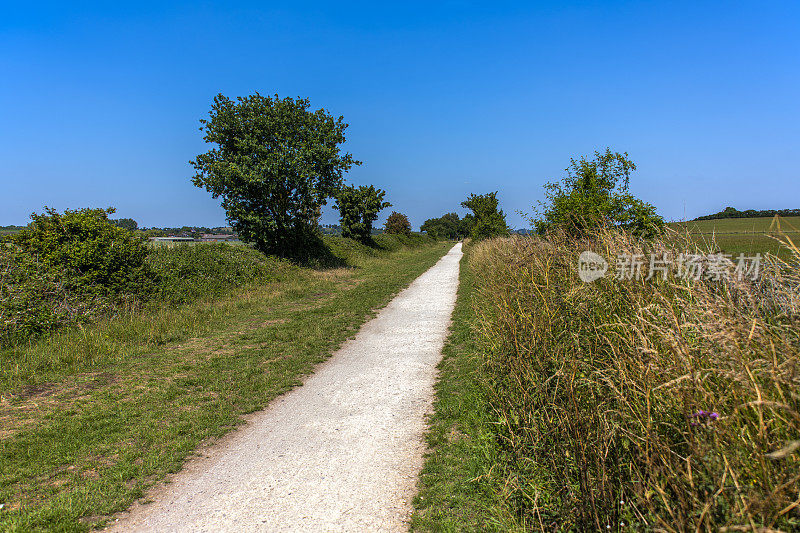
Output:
470,229,800,531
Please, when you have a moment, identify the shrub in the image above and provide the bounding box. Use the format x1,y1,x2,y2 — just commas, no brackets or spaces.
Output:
384,211,411,235
533,148,664,238
0,247,108,345
333,184,391,243
8,207,153,297
470,231,800,530
147,243,286,304
1,207,151,344
460,192,508,240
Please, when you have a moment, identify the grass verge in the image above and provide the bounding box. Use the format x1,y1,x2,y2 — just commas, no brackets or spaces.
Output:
411,246,516,532
0,237,450,531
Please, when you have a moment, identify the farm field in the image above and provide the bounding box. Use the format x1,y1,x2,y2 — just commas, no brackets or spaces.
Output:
669,216,800,258
0,236,450,531
672,215,800,234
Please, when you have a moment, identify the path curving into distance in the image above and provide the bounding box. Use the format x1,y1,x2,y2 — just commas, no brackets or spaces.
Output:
108,242,463,532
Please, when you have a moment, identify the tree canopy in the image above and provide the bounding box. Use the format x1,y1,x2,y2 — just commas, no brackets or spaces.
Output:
461,192,509,240
532,148,664,238
333,185,390,243
384,212,411,235
420,212,470,239
111,218,138,231
695,206,800,221
191,93,359,256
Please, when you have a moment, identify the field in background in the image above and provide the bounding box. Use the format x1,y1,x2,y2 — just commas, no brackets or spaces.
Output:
0,234,449,531
670,216,800,258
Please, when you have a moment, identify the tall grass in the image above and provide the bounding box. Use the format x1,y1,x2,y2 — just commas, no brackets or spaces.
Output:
147,243,291,304
470,229,800,531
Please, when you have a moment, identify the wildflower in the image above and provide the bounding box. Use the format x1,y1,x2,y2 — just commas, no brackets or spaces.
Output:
689,410,720,426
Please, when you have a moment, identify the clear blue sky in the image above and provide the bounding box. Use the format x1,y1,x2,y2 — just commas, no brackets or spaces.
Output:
2,1,798,229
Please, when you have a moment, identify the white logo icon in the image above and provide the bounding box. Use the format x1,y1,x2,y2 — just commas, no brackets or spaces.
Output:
578,251,608,282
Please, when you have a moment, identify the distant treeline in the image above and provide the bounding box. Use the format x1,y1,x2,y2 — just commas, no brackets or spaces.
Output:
0,225,26,236
695,206,800,221
140,226,235,238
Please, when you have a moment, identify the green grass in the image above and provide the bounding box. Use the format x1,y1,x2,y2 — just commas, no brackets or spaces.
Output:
670,216,800,258
411,246,516,533
0,236,450,531
672,215,800,234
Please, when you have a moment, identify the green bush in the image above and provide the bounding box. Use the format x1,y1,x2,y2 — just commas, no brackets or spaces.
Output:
533,148,665,238
0,247,106,344
1,208,152,344
9,207,153,297
147,243,286,304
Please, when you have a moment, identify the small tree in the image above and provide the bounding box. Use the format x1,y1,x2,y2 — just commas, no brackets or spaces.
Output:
461,192,509,240
533,148,664,237
420,212,468,239
384,212,411,235
191,93,359,256
333,185,391,243
111,218,138,231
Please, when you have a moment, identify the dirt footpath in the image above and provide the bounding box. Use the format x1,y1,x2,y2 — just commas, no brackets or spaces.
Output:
108,242,462,532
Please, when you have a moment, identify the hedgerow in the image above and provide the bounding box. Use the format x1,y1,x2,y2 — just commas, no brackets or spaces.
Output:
1,207,434,346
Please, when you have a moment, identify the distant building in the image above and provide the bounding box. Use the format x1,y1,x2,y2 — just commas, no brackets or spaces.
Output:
200,233,239,242
149,236,197,243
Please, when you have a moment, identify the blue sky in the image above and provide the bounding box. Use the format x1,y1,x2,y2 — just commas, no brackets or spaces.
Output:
2,1,798,229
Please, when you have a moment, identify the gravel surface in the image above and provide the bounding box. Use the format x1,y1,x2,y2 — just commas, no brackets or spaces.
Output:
108,243,462,532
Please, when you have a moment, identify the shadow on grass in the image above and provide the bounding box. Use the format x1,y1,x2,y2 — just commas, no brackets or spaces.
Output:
277,234,350,269
258,232,432,269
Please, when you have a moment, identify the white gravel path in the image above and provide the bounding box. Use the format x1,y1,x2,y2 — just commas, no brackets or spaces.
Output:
108,242,462,532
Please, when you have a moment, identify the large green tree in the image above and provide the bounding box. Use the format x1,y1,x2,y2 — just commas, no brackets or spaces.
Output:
461,192,509,240
333,185,391,243
533,148,664,237
191,93,359,256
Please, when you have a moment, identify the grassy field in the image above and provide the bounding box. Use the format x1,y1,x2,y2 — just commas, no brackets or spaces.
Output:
670,216,800,258
0,235,450,531
673,216,800,233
